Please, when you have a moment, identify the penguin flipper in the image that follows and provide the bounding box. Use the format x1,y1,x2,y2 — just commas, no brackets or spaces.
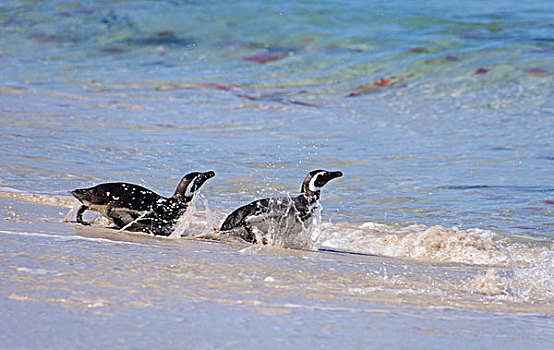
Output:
76,205,90,225
108,207,152,225
220,198,274,243
220,198,270,230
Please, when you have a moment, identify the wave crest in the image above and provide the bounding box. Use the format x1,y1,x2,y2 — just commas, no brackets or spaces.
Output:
320,222,549,267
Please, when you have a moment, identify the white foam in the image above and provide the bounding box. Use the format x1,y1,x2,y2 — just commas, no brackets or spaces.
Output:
467,268,508,296
465,251,554,302
509,250,554,302
171,193,217,239
243,195,322,251
0,229,146,246
0,190,75,207
0,186,26,193
320,221,550,267
16,267,60,275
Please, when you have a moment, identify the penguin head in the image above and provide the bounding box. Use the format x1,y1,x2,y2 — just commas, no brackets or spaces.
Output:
71,188,91,202
173,171,215,201
301,169,343,198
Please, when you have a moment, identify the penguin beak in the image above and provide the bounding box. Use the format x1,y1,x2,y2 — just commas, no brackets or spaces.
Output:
319,170,342,186
203,171,215,180
325,171,343,181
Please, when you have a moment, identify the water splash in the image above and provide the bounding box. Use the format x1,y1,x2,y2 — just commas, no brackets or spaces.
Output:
509,250,554,302
171,193,217,239
62,202,82,223
170,194,200,238
216,193,325,250
466,251,554,303
320,221,550,267
62,200,111,227
117,210,153,233
467,268,509,296
246,195,323,250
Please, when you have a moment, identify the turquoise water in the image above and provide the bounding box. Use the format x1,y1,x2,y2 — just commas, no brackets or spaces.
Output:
1,0,553,347
2,0,553,236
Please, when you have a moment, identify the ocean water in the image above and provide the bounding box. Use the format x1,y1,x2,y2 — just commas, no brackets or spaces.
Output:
1,0,553,348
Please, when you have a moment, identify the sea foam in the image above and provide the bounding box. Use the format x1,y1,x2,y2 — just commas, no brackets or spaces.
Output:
320,221,550,268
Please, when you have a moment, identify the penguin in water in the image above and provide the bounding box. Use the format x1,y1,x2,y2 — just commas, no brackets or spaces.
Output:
71,171,215,236
219,170,342,246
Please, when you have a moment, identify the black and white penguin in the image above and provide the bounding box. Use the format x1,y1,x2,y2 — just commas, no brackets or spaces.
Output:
71,171,215,236
219,169,342,246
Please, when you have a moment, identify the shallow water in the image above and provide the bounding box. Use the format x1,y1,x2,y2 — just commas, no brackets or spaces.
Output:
1,0,553,348
1,198,553,349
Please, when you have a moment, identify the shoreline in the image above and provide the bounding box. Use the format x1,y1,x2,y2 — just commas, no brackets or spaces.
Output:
2,194,552,314
1,195,553,348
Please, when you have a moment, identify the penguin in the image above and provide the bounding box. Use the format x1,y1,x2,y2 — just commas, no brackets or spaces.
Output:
219,169,342,245
71,171,215,236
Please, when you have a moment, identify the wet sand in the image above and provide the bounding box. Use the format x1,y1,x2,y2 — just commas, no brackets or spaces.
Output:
1,194,552,348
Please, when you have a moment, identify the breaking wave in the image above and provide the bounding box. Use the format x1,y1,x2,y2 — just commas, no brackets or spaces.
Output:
3,188,551,271
317,221,553,303
465,252,554,302
319,221,551,268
